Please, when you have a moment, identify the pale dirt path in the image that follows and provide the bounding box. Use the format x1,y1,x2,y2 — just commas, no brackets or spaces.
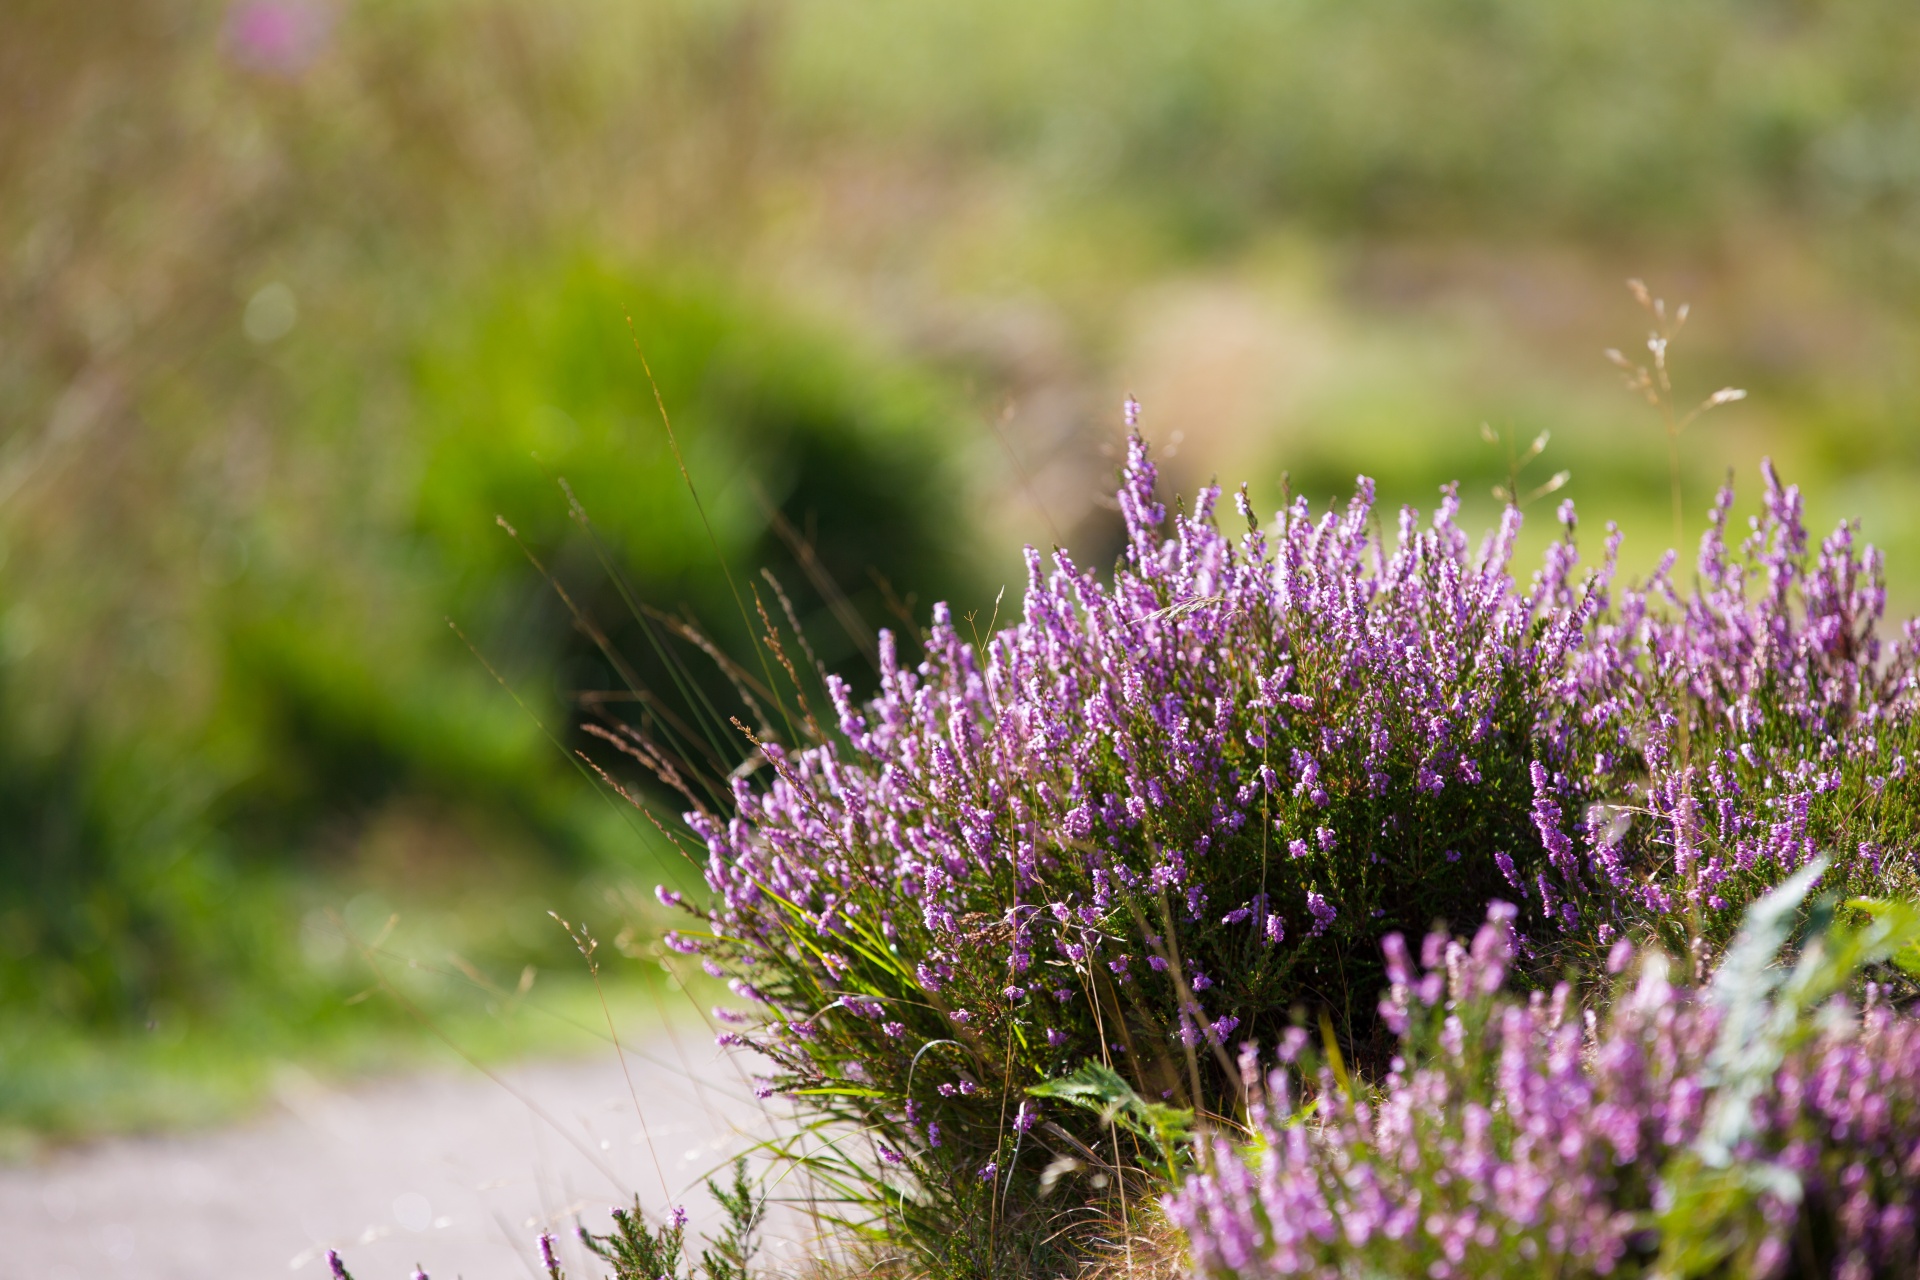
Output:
0,1037,819,1280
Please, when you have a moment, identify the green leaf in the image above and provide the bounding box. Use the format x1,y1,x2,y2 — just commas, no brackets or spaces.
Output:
1026,1061,1194,1157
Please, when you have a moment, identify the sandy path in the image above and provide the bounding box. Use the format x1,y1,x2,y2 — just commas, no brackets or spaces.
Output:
0,1035,817,1280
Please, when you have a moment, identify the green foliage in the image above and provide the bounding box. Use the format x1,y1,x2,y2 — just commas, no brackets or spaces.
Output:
0,250,978,1055
1025,1061,1193,1165
697,1159,765,1280
786,0,1920,258
572,1159,764,1280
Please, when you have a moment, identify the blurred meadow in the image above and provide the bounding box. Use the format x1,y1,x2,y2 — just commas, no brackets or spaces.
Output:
6,0,1920,1144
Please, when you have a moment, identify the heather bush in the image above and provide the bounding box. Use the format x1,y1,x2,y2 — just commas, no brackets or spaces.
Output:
677,431,1618,1263
1575,464,1920,949
1167,867,1920,1280
660,429,1918,1270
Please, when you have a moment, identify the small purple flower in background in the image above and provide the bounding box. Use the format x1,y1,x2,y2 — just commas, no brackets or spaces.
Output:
949,1009,972,1025
411,1268,429,1280
927,1121,940,1147
978,1162,999,1181
1014,1100,1038,1133
702,959,726,978
881,1020,906,1038
225,0,334,76
326,1250,352,1280
538,1231,562,1279
1004,985,1027,1001
1305,892,1337,938
879,1146,904,1165
1046,1027,1069,1047
663,932,702,955
669,1205,688,1230
1287,838,1308,859
655,885,684,908
752,1078,775,1099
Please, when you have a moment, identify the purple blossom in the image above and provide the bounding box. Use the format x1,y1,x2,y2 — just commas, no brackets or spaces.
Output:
1169,903,1920,1280
226,0,333,76
1305,892,1336,938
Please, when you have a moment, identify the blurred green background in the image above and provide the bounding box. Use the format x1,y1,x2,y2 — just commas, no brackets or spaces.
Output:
6,0,1920,1143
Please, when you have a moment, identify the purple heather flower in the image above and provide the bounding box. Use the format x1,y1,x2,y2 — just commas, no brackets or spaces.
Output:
655,885,684,908
327,1251,352,1280
979,1162,999,1181
226,0,333,76
538,1232,561,1278
669,1205,688,1230
1169,900,1920,1280
1305,892,1337,938
1046,1027,1069,1047
879,1146,904,1165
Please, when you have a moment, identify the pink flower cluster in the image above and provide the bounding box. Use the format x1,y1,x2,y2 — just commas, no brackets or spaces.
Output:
1168,905,1920,1280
